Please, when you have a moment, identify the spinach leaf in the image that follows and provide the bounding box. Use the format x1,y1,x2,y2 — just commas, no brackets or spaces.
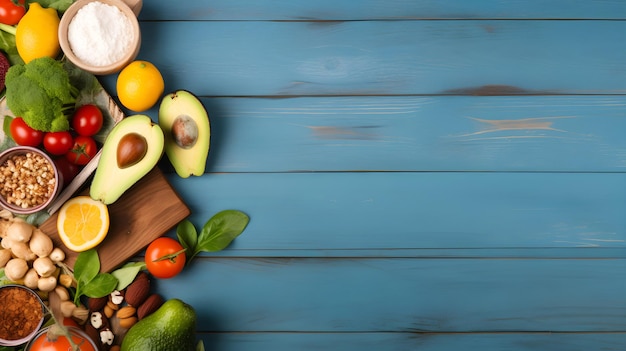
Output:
177,210,249,264
72,249,118,304
73,249,99,285
197,210,250,253
81,273,118,298
176,219,198,256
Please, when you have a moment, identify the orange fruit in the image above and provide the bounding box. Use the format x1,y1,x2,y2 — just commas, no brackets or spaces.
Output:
117,60,165,112
15,3,61,63
57,196,109,252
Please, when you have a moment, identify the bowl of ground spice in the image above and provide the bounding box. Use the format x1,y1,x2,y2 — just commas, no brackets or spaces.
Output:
58,0,141,75
0,285,46,346
0,146,62,215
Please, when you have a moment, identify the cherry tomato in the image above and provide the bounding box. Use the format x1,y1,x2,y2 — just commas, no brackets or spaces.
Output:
28,327,97,351
9,117,44,147
54,156,80,184
72,104,103,137
145,237,186,279
43,131,73,156
0,0,25,26
65,135,97,166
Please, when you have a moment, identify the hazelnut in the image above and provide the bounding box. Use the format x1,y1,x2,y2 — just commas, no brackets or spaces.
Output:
88,296,108,311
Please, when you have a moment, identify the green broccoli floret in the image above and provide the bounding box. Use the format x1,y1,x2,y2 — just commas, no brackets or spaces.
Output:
5,56,80,132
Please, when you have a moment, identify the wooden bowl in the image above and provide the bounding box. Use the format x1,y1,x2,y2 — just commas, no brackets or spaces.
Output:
58,0,141,75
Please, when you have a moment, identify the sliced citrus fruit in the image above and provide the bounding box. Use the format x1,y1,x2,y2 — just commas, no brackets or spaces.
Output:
57,196,109,252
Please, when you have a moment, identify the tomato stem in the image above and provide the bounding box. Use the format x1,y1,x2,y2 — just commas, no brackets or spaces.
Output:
153,248,186,263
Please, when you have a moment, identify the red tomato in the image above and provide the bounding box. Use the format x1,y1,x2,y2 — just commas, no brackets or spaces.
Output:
0,0,25,26
9,117,44,147
54,156,80,184
145,237,186,279
65,135,97,166
28,327,97,351
43,131,73,156
72,104,103,137
62,317,79,327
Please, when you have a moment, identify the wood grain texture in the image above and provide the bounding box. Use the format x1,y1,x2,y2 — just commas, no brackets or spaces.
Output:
137,0,626,20
165,172,626,255
141,96,626,173
156,257,626,332
194,332,626,351
40,168,190,272
100,21,626,96
86,0,626,349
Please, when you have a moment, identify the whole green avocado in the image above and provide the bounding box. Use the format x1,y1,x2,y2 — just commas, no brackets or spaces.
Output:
121,298,197,351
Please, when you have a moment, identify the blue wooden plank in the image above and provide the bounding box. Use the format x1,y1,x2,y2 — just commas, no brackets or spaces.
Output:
138,0,626,20
99,21,626,96
155,257,626,332
163,172,626,255
196,332,626,351
136,96,626,173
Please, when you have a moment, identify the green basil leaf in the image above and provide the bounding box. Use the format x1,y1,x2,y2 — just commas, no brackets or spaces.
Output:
111,262,146,290
176,219,198,254
73,249,100,285
81,273,118,298
197,210,249,253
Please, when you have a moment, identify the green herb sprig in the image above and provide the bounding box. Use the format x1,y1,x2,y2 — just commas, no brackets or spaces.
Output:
72,249,118,305
177,210,250,265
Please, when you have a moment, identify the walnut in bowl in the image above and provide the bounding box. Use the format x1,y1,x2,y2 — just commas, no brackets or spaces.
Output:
0,146,62,215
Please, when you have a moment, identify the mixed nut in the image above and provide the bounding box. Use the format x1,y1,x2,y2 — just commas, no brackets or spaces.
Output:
86,271,163,350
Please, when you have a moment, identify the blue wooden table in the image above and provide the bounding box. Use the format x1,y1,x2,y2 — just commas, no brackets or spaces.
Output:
100,1,626,350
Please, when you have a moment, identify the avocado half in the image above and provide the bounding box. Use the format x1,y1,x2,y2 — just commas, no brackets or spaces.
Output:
158,90,210,178
90,115,165,205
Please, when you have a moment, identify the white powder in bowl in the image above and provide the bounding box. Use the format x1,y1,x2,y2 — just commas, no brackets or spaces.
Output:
68,1,135,67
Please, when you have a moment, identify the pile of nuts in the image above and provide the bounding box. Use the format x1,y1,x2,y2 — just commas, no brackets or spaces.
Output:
0,151,57,209
85,271,163,351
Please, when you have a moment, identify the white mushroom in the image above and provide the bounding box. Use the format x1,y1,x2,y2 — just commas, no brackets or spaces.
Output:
38,276,57,292
23,268,40,289
0,248,11,268
33,257,56,277
11,241,37,261
4,258,29,281
1,237,15,250
49,247,66,263
7,218,33,243
29,229,53,258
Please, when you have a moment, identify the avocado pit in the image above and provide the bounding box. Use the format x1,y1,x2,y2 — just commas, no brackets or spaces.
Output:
117,133,148,169
172,115,198,149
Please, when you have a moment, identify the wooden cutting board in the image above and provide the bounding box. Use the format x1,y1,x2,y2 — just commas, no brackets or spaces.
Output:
39,167,190,273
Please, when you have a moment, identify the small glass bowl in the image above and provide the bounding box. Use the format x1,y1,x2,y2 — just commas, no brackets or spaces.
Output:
24,326,99,351
0,146,62,215
0,285,46,347
58,0,141,75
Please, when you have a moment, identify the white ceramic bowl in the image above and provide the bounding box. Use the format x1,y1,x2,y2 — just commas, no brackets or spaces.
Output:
58,0,141,75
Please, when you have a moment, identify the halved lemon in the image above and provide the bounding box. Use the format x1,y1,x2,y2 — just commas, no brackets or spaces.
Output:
57,196,110,252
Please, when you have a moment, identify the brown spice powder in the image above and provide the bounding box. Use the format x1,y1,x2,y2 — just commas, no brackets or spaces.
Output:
0,287,43,340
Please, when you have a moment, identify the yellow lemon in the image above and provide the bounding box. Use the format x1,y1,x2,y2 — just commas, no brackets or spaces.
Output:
15,3,61,64
117,60,165,112
57,196,110,252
